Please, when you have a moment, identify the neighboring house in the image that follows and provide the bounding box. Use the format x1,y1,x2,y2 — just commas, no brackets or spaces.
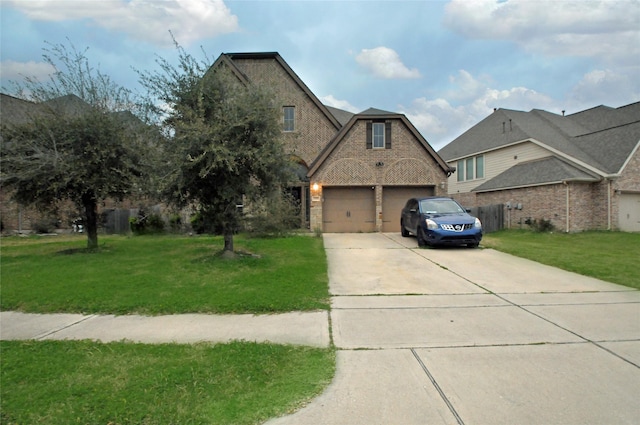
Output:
0,93,148,234
214,52,453,233
438,102,640,232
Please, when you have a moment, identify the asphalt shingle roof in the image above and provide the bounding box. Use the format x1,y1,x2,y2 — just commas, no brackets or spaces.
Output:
438,102,640,179
324,105,354,127
473,156,600,192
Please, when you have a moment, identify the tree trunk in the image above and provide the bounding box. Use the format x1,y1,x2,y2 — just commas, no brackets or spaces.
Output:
82,192,99,250
223,230,234,253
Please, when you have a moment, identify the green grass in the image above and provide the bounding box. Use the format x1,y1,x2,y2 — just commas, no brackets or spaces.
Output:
0,234,334,423
0,339,335,425
482,230,640,290
0,234,329,314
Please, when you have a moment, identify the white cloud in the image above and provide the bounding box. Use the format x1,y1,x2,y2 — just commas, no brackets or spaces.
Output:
443,0,640,64
320,95,359,113
0,60,56,81
567,67,640,109
6,0,239,46
355,47,421,79
400,69,556,150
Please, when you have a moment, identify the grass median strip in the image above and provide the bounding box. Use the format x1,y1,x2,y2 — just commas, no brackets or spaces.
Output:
0,234,330,314
0,339,335,425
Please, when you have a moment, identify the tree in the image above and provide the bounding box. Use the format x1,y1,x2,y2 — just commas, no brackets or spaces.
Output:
138,43,292,255
0,41,148,249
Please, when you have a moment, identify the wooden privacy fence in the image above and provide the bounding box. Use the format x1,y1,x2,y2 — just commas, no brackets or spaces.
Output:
469,204,504,233
103,208,137,234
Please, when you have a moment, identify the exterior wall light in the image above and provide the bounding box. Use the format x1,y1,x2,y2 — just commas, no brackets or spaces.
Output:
312,183,319,191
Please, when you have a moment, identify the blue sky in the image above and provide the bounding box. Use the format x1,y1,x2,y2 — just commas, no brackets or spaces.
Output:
1,0,639,150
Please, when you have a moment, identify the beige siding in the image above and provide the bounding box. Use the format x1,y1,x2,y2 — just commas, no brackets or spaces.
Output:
448,141,550,194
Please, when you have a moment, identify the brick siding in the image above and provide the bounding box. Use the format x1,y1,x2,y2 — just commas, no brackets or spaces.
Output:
309,119,449,230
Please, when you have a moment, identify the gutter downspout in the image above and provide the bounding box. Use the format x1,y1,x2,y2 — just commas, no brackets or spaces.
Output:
607,179,612,230
564,181,570,233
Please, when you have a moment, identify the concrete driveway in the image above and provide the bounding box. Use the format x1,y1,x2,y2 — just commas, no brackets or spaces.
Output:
268,233,640,425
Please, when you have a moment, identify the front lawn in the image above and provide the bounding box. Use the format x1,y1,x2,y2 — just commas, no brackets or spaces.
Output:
1,340,335,425
0,234,330,314
0,233,334,424
482,230,640,290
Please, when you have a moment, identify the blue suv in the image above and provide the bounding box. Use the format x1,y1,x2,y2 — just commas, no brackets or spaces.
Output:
401,197,482,248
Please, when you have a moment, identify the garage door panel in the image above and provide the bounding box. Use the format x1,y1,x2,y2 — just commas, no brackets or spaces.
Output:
382,186,434,232
324,187,375,233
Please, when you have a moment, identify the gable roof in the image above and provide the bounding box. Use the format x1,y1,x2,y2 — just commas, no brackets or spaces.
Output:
360,107,396,115
473,156,600,192
308,112,453,177
213,52,342,131
438,101,640,177
325,105,355,126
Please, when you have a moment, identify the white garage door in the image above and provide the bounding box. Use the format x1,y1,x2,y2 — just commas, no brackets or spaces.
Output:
382,186,435,232
619,193,640,232
323,187,376,233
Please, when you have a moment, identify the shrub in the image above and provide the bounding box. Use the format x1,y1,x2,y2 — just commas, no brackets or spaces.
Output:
130,210,165,235
526,218,555,233
33,216,61,234
190,210,222,235
168,214,183,233
244,192,300,238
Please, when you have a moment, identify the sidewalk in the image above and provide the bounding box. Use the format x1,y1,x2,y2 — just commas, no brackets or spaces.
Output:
0,310,330,347
2,233,639,425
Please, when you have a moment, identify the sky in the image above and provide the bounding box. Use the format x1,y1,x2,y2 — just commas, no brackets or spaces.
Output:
1,0,639,151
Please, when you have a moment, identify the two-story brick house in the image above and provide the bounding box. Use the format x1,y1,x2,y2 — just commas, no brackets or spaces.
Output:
2,52,453,234
438,102,640,232
214,52,453,233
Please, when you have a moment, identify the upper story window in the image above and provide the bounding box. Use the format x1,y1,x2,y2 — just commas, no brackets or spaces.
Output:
457,155,484,181
283,106,295,132
372,122,385,148
366,121,392,149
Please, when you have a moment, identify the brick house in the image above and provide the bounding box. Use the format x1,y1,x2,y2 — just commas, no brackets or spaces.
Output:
2,52,453,234
438,102,640,232
214,52,453,233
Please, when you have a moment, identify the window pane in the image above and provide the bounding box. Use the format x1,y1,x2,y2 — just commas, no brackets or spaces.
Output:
283,107,295,132
476,156,484,178
457,160,465,181
373,122,385,148
466,158,474,181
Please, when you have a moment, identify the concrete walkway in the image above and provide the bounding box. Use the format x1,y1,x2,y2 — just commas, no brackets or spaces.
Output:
0,311,330,347
2,233,639,424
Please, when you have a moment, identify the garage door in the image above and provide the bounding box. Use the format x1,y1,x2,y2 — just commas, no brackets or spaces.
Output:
323,187,376,233
382,186,435,232
619,193,640,232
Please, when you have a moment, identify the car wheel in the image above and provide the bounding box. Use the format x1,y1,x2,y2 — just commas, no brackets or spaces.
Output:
417,227,428,247
400,220,409,237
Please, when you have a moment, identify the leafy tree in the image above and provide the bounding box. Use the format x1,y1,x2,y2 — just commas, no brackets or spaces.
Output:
1,41,149,249
138,43,292,255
